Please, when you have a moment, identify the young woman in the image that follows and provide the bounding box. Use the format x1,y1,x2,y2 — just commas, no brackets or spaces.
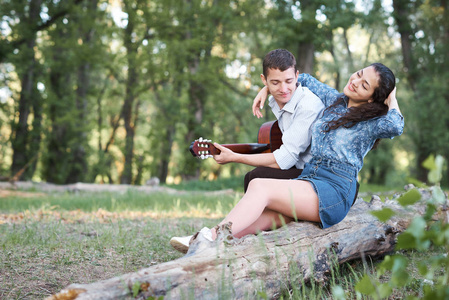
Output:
170,63,404,254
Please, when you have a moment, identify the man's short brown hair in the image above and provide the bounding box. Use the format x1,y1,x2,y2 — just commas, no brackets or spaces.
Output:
263,49,297,78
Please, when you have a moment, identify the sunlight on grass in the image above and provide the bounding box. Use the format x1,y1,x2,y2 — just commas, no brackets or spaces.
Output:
0,190,240,221
0,206,228,225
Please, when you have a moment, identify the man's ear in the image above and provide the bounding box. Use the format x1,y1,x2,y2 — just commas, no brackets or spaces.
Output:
260,74,268,86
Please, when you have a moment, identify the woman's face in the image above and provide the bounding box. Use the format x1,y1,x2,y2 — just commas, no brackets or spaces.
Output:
343,66,379,107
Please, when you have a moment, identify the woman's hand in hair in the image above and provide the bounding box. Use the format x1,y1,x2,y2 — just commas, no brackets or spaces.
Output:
385,87,401,114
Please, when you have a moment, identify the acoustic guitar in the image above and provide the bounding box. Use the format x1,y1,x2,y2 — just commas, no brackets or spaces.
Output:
189,120,283,159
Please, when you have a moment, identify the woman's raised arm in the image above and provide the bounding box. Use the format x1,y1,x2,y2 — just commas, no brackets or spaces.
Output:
252,86,269,118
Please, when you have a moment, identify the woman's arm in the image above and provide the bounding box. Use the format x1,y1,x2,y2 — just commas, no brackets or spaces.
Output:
296,74,337,106
252,74,337,118
384,87,402,115
374,88,404,139
252,87,269,118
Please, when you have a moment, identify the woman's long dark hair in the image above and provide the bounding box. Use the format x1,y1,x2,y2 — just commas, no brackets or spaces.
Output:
324,63,396,148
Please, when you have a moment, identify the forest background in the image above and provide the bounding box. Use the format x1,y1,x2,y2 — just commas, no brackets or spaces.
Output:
1,0,448,188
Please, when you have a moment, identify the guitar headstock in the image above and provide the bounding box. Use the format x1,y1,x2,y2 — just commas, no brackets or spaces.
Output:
189,137,218,159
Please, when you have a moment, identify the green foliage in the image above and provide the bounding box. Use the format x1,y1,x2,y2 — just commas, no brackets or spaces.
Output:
423,155,445,185
397,188,422,206
360,141,397,185
370,207,395,222
396,0,449,183
0,0,445,188
357,154,449,299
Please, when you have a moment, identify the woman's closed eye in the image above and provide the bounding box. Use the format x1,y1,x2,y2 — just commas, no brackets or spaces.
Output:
357,72,368,90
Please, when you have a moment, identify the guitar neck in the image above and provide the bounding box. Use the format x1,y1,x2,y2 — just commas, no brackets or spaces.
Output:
190,141,271,158
190,121,282,159
218,143,270,155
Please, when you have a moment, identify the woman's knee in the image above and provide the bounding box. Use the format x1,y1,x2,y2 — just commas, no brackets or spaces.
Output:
247,177,270,191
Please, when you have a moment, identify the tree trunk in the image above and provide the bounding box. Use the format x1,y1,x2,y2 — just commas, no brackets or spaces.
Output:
342,27,354,72
48,188,448,300
296,42,315,74
10,0,43,180
392,0,417,91
120,1,139,184
293,0,318,74
45,34,73,184
66,0,99,183
326,30,341,90
157,125,175,184
392,0,430,182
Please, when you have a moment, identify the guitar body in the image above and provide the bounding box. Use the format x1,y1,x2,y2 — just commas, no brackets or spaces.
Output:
190,120,283,159
257,120,282,152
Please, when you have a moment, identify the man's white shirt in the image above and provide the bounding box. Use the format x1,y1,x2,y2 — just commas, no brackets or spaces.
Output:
268,84,324,170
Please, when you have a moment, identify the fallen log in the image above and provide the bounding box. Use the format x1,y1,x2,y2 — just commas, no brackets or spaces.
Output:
48,187,448,300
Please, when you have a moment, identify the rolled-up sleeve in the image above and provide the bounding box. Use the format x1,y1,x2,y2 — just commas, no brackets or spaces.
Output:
374,109,404,139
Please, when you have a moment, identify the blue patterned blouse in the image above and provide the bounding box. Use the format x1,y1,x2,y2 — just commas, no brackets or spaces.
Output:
297,74,404,172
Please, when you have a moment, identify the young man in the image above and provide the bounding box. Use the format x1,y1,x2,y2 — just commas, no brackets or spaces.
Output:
213,49,324,191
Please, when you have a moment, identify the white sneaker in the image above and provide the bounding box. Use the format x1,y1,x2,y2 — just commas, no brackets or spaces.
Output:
198,227,213,241
169,227,213,254
169,235,192,254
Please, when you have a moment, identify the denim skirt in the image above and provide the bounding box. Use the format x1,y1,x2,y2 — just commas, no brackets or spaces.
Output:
296,157,358,229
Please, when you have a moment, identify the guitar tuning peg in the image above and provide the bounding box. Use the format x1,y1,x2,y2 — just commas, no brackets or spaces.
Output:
200,154,205,159
199,137,203,142
207,155,213,158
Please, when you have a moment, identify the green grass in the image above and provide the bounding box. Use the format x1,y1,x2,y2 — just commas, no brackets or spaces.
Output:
0,217,219,299
164,175,246,192
0,177,441,299
1,182,239,299
0,189,239,214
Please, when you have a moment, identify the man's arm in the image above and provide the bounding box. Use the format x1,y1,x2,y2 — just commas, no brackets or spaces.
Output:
213,143,281,169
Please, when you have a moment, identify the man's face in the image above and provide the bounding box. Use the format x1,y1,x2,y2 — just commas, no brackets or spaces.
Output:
261,67,298,109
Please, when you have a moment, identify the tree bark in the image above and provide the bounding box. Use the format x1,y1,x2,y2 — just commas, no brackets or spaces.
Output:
48,187,448,300
67,0,99,184
10,0,43,180
120,2,139,185
293,0,318,74
392,0,417,91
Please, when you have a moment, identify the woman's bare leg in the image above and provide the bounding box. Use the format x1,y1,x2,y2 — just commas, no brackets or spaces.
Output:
211,178,319,239
233,208,294,238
